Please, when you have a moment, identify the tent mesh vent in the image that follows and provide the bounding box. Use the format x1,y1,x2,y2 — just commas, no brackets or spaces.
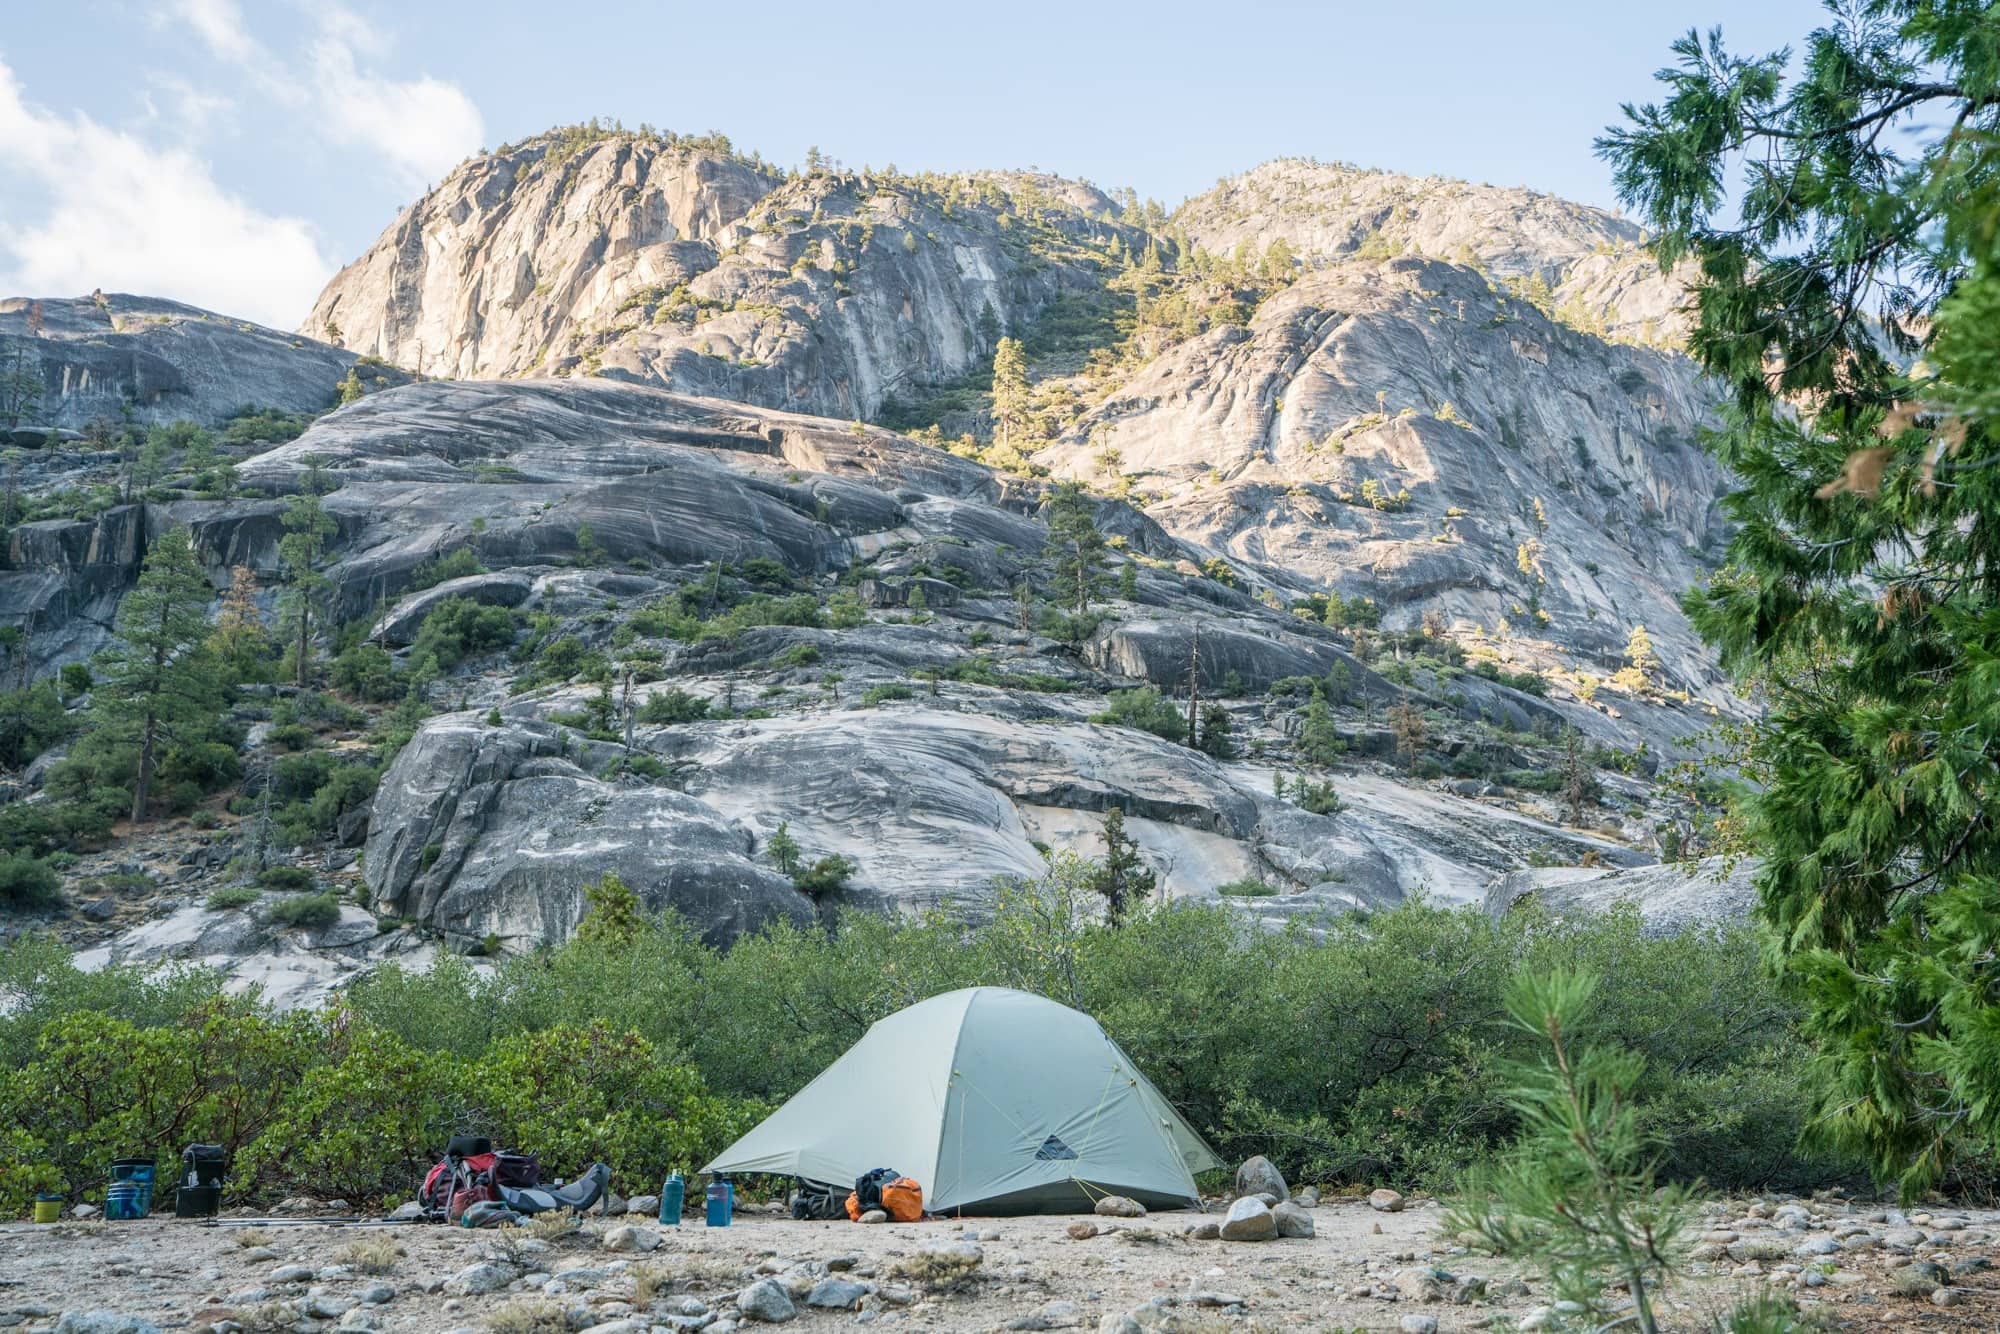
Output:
1034,1134,1077,1161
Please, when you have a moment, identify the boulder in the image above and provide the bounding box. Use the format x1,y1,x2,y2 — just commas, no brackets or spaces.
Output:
803,1279,868,1310
1234,1155,1289,1202
1218,1198,1276,1242
1369,1188,1406,1213
1271,1200,1314,1239
1094,1195,1146,1218
735,1279,796,1323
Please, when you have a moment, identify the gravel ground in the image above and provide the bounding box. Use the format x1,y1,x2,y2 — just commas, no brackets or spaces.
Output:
1,1195,1997,1333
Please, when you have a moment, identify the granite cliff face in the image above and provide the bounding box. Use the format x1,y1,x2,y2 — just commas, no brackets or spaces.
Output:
1036,255,1728,698
1,131,1753,1002
1170,159,1691,346
305,129,1145,421
0,294,377,433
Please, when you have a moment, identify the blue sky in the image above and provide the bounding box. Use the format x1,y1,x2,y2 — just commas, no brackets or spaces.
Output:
0,0,1829,329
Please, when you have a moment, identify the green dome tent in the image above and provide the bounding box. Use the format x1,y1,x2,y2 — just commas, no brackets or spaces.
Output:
702,986,1223,1214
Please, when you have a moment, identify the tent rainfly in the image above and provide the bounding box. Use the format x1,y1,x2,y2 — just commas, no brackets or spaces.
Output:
702,986,1223,1214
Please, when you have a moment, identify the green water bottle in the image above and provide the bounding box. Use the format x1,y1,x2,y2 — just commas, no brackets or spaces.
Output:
659,1172,684,1224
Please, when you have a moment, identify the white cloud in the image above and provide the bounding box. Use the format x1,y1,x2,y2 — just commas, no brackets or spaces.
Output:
0,58,334,328
307,21,484,185
166,0,267,69
157,0,484,187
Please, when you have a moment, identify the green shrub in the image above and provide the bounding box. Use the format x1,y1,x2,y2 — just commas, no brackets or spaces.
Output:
205,886,259,911
406,548,484,592
411,597,517,670
637,689,708,725
860,683,913,707
267,892,341,929
255,866,315,892
0,855,61,909
1091,687,1186,743
1215,878,1277,897
467,1022,755,1184
0,683,72,769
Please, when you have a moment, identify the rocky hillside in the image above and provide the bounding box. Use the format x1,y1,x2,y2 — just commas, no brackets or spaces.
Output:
4,372,1732,1004
305,126,1147,422
1171,159,1690,347
1,294,385,435
1036,254,1728,696
0,130,1755,1005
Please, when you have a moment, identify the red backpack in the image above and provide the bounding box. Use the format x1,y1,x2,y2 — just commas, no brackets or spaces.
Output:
420,1138,539,1222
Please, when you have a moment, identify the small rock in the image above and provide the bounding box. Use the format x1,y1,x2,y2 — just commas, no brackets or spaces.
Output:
1218,1197,1276,1242
386,1202,424,1222
1294,1187,1320,1208
79,897,116,923
1881,1227,1926,1249
1271,1201,1314,1239
1066,1222,1099,1241
735,1280,796,1323
303,1291,354,1321
1234,1156,1289,1202
359,1284,395,1306
1400,1318,1439,1334
52,1316,158,1334
804,1279,868,1311
270,1266,314,1285
1728,1240,1790,1263
826,1255,860,1272
1094,1196,1145,1218
1036,1300,1083,1327
858,1209,888,1225
1932,1287,1964,1307
625,1195,660,1217
69,1205,100,1220
1394,1268,1448,1303
444,1263,517,1296
1186,1222,1221,1241
1369,1189,1406,1213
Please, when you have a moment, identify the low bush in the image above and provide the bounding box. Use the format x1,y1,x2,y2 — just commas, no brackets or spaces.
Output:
1091,687,1186,743
266,892,340,929
0,855,61,909
0,883,1858,1214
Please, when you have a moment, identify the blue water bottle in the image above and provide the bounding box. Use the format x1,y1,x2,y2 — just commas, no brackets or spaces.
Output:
660,1172,684,1225
704,1177,733,1227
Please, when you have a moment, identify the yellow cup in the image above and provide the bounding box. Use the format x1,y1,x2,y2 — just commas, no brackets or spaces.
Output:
33,1197,61,1224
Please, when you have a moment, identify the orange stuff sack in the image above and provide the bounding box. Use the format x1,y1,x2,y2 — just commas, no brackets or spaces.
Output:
844,1190,862,1221
880,1176,923,1222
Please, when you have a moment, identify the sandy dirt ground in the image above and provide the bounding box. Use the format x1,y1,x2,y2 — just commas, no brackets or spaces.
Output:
2,1196,1998,1333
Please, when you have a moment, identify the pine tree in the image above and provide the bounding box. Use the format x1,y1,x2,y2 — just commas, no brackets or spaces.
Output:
337,368,365,405
577,871,643,946
208,565,273,684
1560,725,1596,827
990,337,1030,454
1601,0,2000,1188
95,526,223,822
1297,691,1343,765
766,822,802,878
278,461,337,688
1087,806,1155,925
1386,702,1427,776
1197,702,1235,761
1043,482,1106,617
1444,969,1693,1333
1623,624,1657,679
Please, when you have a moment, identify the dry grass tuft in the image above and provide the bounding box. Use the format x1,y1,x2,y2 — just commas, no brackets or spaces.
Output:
524,1212,582,1243
337,1235,402,1274
887,1248,984,1294
631,1263,672,1304
484,1300,568,1334
232,1226,274,1248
